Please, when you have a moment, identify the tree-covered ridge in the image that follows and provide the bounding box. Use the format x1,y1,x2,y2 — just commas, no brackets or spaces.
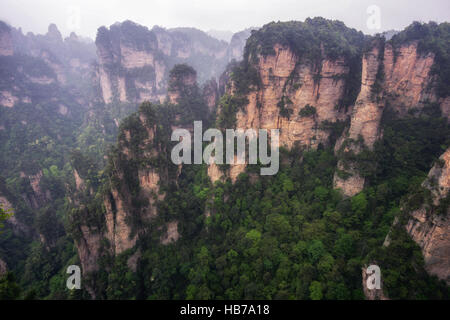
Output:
96,20,158,53
168,64,211,125
96,20,235,86
169,27,229,52
168,64,197,89
90,108,449,299
0,22,104,300
244,18,367,62
71,61,450,300
80,19,450,300
224,18,369,113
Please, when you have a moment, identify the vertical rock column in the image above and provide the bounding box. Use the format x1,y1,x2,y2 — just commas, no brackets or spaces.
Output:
333,42,385,197
406,147,450,284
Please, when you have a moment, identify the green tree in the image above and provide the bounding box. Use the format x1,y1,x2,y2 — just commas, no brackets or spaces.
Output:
0,204,13,230
309,281,323,300
0,272,21,300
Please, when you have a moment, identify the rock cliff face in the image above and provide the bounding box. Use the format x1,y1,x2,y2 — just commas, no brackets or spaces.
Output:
96,21,166,104
406,147,450,284
0,21,96,109
75,224,102,274
0,190,31,236
210,42,355,182
208,22,449,194
383,42,436,115
202,78,219,113
0,21,13,56
95,21,246,105
209,21,450,211
227,28,255,62
334,40,448,197
244,45,351,148
0,21,98,234
101,118,169,256
168,65,197,104
72,65,211,283
0,258,7,276
333,41,384,196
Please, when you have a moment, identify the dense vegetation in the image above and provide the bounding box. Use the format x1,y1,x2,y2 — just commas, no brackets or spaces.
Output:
0,52,140,299
245,18,366,61
69,75,449,300
86,106,449,299
1,18,449,301
0,204,12,230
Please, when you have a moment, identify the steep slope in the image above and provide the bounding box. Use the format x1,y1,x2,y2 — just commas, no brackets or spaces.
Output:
333,39,385,196
69,64,211,296
0,21,99,298
210,18,366,182
1,18,449,300
334,22,450,196
405,147,450,284
0,21,96,209
0,21,13,56
95,21,247,105
227,28,257,62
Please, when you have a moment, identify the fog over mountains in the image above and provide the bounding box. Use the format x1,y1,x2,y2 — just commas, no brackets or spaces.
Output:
0,12,449,301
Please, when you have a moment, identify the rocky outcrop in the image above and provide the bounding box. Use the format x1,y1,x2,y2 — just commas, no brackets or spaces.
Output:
168,65,197,104
160,221,180,245
227,28,255,62
101,105,172,256
126,250,141,272
0,21,96,111
79,65,213,267
0,91,19,107
0,258,7,276
202,78,219,113
210,43,354,182
10,23,96,85
333,39,447,197
345,44,384,148
0,21,13,56
18,170,51,209
383,42,436,115
0,194,30,235
95,21,243,105
104,188,138,255
75,225,102,274
72,64,214,277
96,21,166,104
406,147,450,284
29,171,44,202
333,41,384,197
423,148,450,204
73,169,85,192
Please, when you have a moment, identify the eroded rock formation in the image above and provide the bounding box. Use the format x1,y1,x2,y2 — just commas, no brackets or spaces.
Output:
210,43,355,182
0,258,7,276
95,21,247,105
406,148,450,284
0,21,13,56
334,40,447,197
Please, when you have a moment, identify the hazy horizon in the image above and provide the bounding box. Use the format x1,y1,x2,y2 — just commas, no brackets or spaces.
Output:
0,0,449,40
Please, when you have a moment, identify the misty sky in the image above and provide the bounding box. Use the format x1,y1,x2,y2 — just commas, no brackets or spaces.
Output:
1,0,449,40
